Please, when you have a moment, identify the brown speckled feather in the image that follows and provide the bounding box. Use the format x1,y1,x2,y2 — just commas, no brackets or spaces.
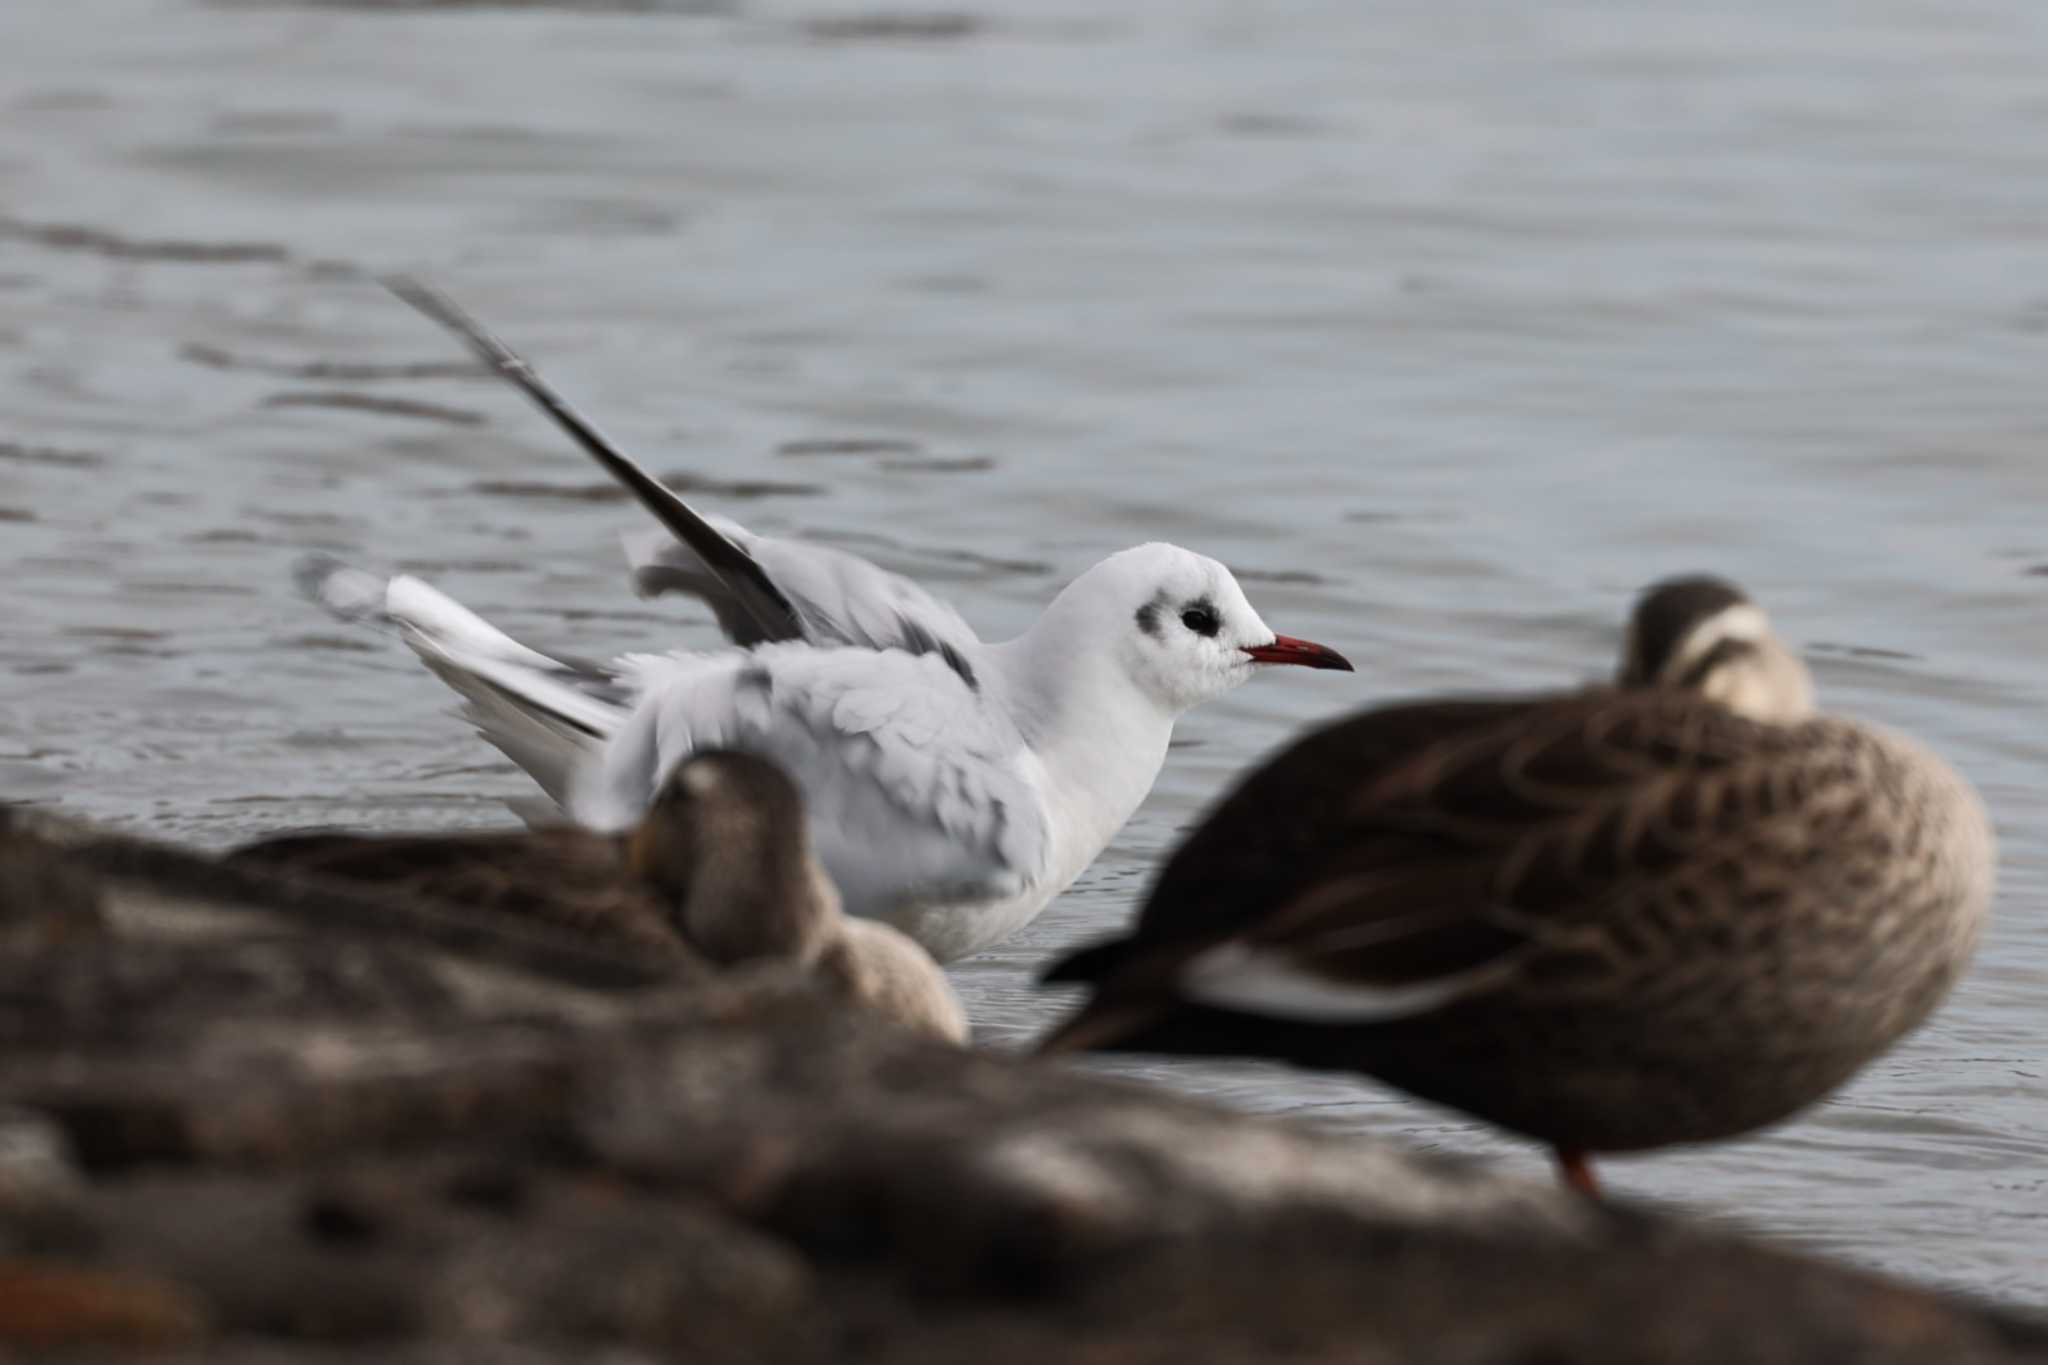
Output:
1093,697,1547,963
1077,690,1863,985
1044,685,1994,1154
225,827,691,960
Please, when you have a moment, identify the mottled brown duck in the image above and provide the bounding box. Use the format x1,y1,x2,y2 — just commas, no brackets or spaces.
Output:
1040,576,1994,1194
229,750,968,1043
0,817,109,948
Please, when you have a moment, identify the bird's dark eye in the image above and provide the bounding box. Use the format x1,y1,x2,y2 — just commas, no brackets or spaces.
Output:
1180,604,1220,637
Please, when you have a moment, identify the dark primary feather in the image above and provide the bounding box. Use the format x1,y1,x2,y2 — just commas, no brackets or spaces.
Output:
225,826,691,958
382,276,806,644
384,281,990,686
629,549,783,647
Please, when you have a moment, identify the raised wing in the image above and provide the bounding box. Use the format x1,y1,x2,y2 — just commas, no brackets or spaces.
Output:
621,523,981,670
573,643,1049,922
386,277,981,673
386,276,805,642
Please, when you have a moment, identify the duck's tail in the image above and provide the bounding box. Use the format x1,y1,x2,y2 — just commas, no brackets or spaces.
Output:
1034,934,1172,1055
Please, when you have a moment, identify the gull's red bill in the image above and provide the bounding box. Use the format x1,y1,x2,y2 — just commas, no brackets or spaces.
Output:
1242,635,1353,672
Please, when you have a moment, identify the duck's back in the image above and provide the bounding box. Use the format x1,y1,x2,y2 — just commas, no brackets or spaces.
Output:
224,826,688,957
1058,692,1996,1153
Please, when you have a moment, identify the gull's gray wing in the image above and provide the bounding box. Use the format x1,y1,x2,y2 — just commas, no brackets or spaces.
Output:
573,642,1048,923
386,277,981,675
387,276,803,641
620,522,981,668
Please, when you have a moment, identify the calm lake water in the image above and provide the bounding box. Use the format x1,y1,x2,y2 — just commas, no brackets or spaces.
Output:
4,0,2047,1300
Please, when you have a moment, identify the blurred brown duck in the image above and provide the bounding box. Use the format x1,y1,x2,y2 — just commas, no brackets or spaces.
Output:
229,749,967,1044
1040,576,1994,1194
0,817,108,948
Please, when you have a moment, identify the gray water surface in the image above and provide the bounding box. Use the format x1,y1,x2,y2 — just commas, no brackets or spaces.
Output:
4,0,2047,1298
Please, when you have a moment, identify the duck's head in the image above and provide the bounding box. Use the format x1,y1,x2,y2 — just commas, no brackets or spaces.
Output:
1035,542,1353,717
627,748,834,966
1619,574,1814,723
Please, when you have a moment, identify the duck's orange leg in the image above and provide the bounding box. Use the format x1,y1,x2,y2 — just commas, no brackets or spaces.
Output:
1556,1148,1601,1198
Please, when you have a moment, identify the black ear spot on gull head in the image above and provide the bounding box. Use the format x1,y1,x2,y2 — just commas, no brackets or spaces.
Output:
1134,592,1167,639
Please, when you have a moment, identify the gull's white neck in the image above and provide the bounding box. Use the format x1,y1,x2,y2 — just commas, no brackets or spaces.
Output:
978,623,1174,886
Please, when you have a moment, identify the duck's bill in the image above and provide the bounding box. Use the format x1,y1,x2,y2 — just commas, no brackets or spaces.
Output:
1243,635,1353,671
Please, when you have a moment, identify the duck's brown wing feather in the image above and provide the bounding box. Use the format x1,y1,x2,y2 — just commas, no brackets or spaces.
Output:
225,827,686,955
1048,688,1816,1024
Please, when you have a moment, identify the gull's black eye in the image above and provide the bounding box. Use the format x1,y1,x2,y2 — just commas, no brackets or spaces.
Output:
1180,603,1220,637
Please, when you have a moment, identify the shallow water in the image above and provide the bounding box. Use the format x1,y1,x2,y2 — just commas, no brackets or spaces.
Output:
4,0,2047,1298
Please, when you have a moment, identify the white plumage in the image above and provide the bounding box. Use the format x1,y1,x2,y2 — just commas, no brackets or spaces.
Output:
299,280,1353,961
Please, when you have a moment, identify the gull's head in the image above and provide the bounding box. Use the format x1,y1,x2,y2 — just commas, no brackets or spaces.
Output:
628,748,832,964
1050,543,1352,716
1619,574,1814,723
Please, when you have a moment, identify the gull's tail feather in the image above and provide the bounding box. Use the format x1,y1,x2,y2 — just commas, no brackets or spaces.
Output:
296,554,627,807
297,553,395,626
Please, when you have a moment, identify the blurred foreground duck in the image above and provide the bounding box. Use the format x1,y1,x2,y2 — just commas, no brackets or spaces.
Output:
229,750,968,1044
1040,577,1994,1194
0,821,108,947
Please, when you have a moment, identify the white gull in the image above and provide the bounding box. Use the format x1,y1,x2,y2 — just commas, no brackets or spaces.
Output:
298,282,1353,962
